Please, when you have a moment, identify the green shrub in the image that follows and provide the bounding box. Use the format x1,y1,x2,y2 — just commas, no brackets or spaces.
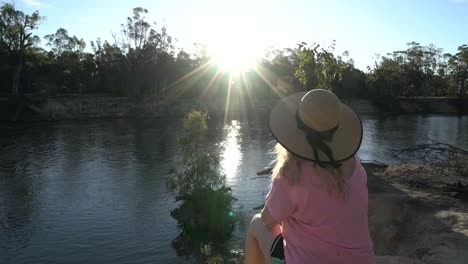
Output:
167,111,237,257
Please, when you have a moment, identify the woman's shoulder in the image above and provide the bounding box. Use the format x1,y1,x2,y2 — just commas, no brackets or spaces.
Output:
297,160,323,184
349,155,368,183
297,155,361,179
298,155,358,167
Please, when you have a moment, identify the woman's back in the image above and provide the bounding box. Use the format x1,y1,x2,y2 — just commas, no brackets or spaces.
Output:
245,90,374,264
265,156,374,263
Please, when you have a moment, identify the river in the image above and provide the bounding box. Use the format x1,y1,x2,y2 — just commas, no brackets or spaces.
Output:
1,114,467,263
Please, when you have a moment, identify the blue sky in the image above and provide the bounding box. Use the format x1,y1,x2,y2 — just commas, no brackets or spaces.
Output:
16,0,468,70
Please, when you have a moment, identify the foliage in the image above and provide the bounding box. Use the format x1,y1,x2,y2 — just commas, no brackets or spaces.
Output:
0,3,44,53
167,111,237,256
113,7,173,52
170,186,236,239
369,42,456,97
167,111,226,197
448,45,468,98
44,28,86,55
0,2,45,94
200,243,224,264
0,2,466,109
336,65,368,98
295,41,346,92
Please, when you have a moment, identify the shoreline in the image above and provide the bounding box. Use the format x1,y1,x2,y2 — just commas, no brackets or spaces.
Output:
247,158,468,264
1,95,467,123
228,157,468,264
364,156,468,264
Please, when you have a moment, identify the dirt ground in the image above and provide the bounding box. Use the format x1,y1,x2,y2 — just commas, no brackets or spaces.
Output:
367,154,468,264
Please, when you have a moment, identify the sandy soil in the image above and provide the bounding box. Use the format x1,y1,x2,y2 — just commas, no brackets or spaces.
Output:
368,154,468,264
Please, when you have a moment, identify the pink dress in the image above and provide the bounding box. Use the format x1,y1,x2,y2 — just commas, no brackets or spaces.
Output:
265,156,375,264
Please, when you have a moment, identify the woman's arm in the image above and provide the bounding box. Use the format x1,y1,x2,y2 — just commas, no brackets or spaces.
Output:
261,205,281,229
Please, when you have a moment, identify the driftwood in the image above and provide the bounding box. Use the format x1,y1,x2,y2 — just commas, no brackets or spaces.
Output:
385,140,468,199
388,139,468,161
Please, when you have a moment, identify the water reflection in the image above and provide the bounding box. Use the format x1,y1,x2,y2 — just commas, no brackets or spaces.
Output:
0,115,467,263
220,120,243,183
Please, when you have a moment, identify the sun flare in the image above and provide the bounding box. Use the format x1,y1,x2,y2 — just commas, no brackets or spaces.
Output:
210,43,259,73
206,18,263,73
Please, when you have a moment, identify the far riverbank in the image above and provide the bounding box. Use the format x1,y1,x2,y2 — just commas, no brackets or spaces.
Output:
0,94,467,122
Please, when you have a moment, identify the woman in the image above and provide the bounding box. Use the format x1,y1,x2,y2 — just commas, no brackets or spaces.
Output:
245,89,375,264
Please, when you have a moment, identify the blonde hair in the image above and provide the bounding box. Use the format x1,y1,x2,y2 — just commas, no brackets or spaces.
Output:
271,143,349,199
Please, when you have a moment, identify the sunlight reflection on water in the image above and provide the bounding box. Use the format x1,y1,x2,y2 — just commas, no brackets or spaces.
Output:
1,115,467,263
220,120,243,183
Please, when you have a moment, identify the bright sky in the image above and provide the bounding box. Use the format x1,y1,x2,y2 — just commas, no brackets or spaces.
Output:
17,0,468,70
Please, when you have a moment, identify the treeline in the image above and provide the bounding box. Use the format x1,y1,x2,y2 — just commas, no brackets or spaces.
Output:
1,3,467,104
0,5,191,98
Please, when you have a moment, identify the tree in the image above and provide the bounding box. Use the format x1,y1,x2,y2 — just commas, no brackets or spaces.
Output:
113,7,173,53
295,41,346,92
44,28,86,55
167,111,237,257
336,65,368,98
367,42,463,99
368,57,404,97
0,3,44,95
110,7,175,97
43,28,89,94
448,45,468,98
260,47,301,95
91,39,127,94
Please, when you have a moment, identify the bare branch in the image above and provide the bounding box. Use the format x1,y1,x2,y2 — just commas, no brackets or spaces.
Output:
388,139,468,161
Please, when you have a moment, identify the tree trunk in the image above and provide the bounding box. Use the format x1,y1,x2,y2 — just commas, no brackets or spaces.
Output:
459,74,466,114
459,68,466,100
12,53,24,95
460,80,466,99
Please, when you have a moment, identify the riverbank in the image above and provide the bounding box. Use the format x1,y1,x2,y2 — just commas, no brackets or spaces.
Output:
1,94,467,122
366,154,468,264
0,95,135,122
227,156,468,264
242,157,468,264
399,96,468,114
0,94,272,122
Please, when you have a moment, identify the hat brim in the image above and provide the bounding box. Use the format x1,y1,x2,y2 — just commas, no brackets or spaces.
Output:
268,92,363,162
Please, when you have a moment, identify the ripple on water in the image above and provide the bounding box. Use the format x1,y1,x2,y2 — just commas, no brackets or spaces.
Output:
0,115,467,263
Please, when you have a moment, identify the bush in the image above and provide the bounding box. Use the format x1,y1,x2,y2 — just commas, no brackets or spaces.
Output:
167,111,237,257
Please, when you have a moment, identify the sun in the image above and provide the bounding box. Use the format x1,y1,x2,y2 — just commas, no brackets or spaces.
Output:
206,19,263,73
209,41,259,73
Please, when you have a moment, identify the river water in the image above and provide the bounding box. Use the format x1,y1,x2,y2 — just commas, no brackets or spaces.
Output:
1,114,467,263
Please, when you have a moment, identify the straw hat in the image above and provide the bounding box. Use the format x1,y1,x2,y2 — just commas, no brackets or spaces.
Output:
269,89,363,167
